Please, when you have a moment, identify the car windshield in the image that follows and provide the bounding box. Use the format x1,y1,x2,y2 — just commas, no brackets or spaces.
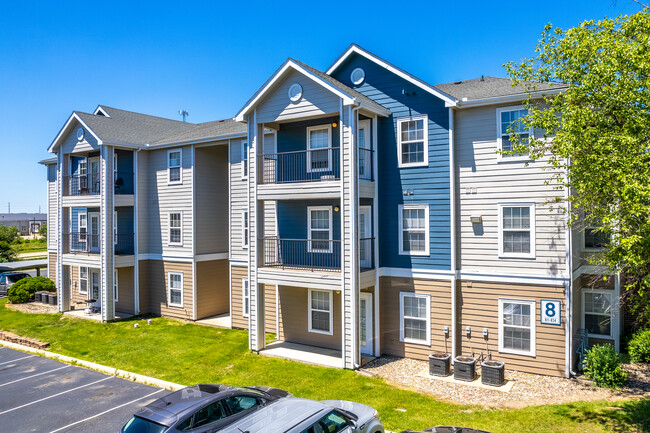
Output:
121,416,168,433
7,274,28,283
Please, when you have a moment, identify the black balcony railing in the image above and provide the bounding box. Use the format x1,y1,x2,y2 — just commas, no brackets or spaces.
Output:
260,148,341,184
114,172,134,195
62,172,134,196
262,237,341,271
62,232,134,255
114,233,135,255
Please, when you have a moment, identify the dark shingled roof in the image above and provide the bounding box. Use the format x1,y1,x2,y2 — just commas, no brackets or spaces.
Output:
433,76,568,102
151,118,246,145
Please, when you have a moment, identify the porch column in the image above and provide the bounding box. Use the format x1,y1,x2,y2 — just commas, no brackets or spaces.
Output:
101,145,115,322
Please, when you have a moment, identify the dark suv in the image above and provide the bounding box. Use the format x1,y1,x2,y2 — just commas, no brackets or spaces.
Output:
120,384,291,433
0,272,30,296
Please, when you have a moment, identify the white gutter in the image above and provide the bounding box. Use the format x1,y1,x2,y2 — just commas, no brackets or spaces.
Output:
565,157,573,377
448,108,458,361
339,98,346,369
449,87,565,108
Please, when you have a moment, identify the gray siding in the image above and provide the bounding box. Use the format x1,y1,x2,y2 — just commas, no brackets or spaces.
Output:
455,104,567,276
195,144,229,255
60,122,100,155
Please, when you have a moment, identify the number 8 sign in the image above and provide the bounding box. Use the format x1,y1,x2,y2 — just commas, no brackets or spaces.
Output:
540,300,561,325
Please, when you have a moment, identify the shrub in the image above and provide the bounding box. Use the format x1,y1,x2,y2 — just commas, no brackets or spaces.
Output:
584,343,627,388
8,284,32,303
7,277,56,304
628,328,650,363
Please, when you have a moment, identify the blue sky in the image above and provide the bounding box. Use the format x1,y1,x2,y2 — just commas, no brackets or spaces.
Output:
0,0,641,213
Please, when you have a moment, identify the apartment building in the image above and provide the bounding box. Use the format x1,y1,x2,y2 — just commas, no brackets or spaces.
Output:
42,44,619,377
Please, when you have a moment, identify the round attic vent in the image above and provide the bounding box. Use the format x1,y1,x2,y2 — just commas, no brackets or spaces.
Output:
351,68,365,85
288,83,303,102
76,128,85,141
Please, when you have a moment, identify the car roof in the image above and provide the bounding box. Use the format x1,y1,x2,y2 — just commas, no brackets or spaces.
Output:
135,384,258,426
219,398,329,433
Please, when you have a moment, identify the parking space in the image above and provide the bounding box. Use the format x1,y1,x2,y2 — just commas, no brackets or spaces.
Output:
0,347,171,433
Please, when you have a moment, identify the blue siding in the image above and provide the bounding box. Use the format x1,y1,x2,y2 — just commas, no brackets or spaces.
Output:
115,207,134,254
115,150,134,194
331,54,451,270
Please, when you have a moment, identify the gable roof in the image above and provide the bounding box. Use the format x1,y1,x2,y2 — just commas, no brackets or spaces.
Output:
235,58,390,122
151,118,246,145
326,43,457,106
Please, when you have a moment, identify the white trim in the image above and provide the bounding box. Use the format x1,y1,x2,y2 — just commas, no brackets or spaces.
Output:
241,141,249,180
572,264,613,281
242,209,249,249
113,211,117,246
307,206,333,253
308,288,333,335
398,204,430,256
242,277,250,318
458,270,568,286
452,87,565,108
359,292,373,355
113,269,118,303
306,124,333,173
498,298,536,357
167,271,183,308
498,202,536,259
167,149,182,185
397,115,428,168
167,211,183,246
496,105,532,162
48,113,104,153
77,212,88,250
93,106,111,117
399,292,431,345
581,288,615,339
79,266,88,295
326,44,457,105
191,145,196,321
581,223,608,253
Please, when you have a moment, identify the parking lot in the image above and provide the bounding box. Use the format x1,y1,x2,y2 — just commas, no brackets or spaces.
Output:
0,346,171,432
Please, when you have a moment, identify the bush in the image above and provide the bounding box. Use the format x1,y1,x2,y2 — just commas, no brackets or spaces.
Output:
584,344,628,388
628,328,650,363
7,284,32,303
7,277,56,303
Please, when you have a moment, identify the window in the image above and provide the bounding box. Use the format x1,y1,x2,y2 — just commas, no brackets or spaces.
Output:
399,292,430,344
168,272,183,308
114,211,118,245
114,152,118,182
192,401,227,429
499,299,536,356
308,206,332,253
309,289,333,335
306,125,332,172
397,115,428,167
79,266,88,295
169,212,182,246
168,149,182,184
303,411,350,433
114,269,118,302
583,222,609,251
497,107,531,159
398,205,429,256
241,142,249,179
78,213,87,248
583,290,613,337
499,204,535,258
224,396,260,415
242,210,249,249
242,277,250,318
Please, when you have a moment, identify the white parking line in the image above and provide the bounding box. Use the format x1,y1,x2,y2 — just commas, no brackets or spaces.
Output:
0,364,71,387
48,388,165,433
0,354,34,366
0,376,112,415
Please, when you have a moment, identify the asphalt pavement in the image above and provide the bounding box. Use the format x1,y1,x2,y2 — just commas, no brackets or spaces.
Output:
0,346,171,432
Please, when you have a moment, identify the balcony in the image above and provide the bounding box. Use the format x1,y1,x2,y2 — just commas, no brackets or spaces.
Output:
62,232,134,255
62,172,134,196
260,148,340,185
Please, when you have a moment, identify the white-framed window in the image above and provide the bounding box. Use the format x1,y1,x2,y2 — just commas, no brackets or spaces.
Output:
242,277,250,318
241,142,249,179
308,289,333,335
398,204,429,256
397,115,428,167
582,289,613,338
308,206,332,253
79,266,88,295
168,272,183,308
114,269,118,302
168,149,182,184
168,212,182,246
498,299,536,356
114,211,118,245
78,212,87,247
498,203,536,258
496,106,531,160
114,152,118,182
583,221,609,251
242,210,249,249
399,292,431,345
306,124,332,173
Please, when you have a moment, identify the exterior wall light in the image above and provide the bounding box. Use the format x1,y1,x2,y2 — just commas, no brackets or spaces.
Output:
470,216,483,224
334,206,340,212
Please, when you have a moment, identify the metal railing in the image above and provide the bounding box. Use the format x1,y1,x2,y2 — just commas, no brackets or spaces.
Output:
114,172,134,195
262,237,341,271
62,172,134,196
260,148,341,184
359,148,374,181
62,232,134,255
114,233,135,255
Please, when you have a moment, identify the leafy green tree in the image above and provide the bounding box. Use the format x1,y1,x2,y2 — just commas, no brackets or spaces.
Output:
0,225,18,262
39,223,47,238
0,225,19,243
506,10,650,324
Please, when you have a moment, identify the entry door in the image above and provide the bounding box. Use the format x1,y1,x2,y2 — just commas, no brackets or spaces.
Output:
358,120,371,179
360,292,373,355
359,206,371,269
89,157,100,194
91,270,101,308
89,212,100,253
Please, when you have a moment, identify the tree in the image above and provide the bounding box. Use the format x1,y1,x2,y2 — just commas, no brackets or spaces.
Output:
0,225,19,262
39,223,47,238
505,10,650,325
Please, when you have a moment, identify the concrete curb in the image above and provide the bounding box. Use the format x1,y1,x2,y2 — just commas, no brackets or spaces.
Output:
0,340,184,391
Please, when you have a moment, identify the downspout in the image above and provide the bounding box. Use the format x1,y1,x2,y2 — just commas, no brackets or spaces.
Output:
565,156,575,377
448,108,458,361
339,99,346,369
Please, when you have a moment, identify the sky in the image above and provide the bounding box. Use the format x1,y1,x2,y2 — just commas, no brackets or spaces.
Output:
0,0,642,214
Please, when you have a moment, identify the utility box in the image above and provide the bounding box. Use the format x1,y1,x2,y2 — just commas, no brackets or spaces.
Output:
454,356,477,381
428,352,451,377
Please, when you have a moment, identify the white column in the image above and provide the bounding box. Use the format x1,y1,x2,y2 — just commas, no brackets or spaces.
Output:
101,145,115,322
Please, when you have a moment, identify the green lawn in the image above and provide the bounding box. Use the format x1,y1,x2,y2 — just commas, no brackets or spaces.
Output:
0,299,647,433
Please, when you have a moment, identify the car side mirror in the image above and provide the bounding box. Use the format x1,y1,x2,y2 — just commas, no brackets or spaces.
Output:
348,420,357,430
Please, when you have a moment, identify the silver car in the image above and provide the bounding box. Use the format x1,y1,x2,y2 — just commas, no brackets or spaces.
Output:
219,397,384,433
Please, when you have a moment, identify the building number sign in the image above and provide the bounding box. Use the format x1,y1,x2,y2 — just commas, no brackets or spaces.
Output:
540,300,561,326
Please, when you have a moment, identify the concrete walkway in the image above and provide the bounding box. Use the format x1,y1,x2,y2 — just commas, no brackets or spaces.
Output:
259,341,342,368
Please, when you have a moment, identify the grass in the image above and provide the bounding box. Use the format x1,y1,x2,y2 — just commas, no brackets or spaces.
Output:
13,238,47,254
0,299,647,433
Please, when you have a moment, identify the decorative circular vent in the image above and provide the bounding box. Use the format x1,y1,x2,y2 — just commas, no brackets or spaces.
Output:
76,128,85,141
351,68,365,85
288,83,303,102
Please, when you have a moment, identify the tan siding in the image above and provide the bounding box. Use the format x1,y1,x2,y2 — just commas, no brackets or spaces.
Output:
70,265,86,307
278,286,341,351
195,145,229,255
230,139,248,262
231,266,249,329
196,260,229,319
115,267,135,314
48,253,57,286
138,259,150,314
139,260,193,320
265,284,277,334
458,281,566,376
380,277,453,359
573,274,616,348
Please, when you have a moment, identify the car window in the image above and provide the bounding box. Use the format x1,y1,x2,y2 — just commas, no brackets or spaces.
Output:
302,411,350,433
176,415,194,431
193,401,227,428
7,274,28,283
121,416,168,433
224,396,260,415
0,275,5,284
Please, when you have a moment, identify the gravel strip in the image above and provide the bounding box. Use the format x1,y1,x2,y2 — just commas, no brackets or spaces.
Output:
360,356,650,408
5,302,58,314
